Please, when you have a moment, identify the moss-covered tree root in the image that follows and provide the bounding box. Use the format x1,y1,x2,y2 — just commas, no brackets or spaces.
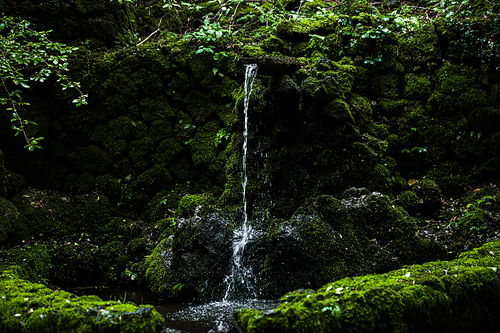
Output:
0,266,165,332
235,240,500,333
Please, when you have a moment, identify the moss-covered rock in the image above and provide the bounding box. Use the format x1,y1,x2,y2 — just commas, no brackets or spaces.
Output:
0,244,51,284
0,197,27,246
236,240,500,333
129,137,153,170
0,267,165,332
70,146,112,174
258,190,443,297
189,120,222,170
398,22,440,72
144,205,232,300
177,193,213,218
51,243,100,286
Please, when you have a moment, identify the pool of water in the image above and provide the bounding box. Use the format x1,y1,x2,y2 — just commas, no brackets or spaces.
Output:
69,286,277,333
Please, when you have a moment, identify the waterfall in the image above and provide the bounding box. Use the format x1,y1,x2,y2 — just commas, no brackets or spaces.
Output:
223,63,258,301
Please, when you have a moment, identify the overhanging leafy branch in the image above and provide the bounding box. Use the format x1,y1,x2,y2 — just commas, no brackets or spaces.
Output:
0,17,88,151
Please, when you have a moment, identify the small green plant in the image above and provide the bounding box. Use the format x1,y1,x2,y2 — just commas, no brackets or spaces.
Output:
215,128,230,147
123,270,137,281
185,18,231,61
172,282,184,291
0,17,87,151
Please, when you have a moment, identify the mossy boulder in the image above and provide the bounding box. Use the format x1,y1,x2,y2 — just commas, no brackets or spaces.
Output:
236,240,500,333
144,236,179,298
70,146,112,174
144,206,232,300
257,190,443,298
0,197,27,246
0,267,165,332
399,179,442,216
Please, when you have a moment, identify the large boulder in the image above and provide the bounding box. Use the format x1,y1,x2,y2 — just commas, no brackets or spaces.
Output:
256,189,444,297
144,189,444,300
144,205,232,300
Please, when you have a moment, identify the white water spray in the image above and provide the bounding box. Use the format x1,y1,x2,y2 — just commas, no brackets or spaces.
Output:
223,63,258,301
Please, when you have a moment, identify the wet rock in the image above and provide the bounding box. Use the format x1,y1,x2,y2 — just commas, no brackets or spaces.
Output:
257,190,445,297
240,57,301,76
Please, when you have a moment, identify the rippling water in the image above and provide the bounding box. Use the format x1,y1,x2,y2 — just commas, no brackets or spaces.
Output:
70,286,277,333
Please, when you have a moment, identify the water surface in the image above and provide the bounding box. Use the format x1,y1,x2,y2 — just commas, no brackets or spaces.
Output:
70,286,277,333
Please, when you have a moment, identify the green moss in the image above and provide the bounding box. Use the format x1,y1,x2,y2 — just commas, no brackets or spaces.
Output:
348,95,372,131
97,240,130,283
241,45,266,57
261,35,289,54
0,244,51,284
129,137,153,170
404,73,431,100
203,74,240,100
104,137,128,160
153,138,183,164
88,123,108,144
0,267,165,332
96,174,122,200
322,99,354,123
76,172,95,193
144,237,180,298
74,0,106,16
216,102,237,128
127,237,147,259
149,120,173,143
166,71,191,98
51,243,99,286
177,193,212,217
398,190,420,214
371,72,401,100
12,189,115,240
451,135,485,160
400,179,442,216
427,64,484,114
189,121,221,170
140,95,176,123
426,162,468,198
137,163,173,187
131,68,164,96
108,116,135,140
174,111,196,142
398,23,440,71
94,69,141,113
184,90,217,123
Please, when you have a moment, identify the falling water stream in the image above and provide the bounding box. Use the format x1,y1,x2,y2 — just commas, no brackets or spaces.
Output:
223,63,259,301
